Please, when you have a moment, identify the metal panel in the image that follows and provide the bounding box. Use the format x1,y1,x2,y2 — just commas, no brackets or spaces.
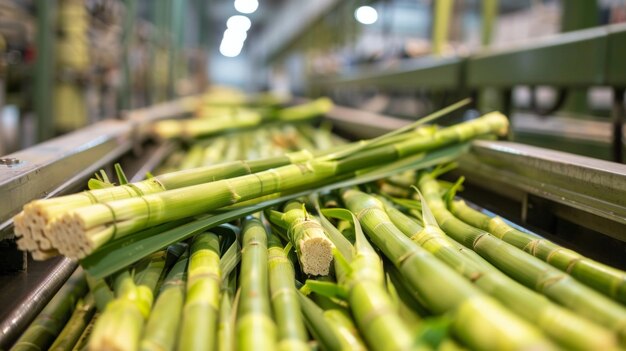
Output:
458,140,626,240
467,26,608,87
312,56,463,90
607,23,626,86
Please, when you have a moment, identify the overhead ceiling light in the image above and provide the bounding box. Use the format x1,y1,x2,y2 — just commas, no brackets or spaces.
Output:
220,39,244,57
234,0,258,14
223,28,248,43
227,15,252,32
355,5,378,25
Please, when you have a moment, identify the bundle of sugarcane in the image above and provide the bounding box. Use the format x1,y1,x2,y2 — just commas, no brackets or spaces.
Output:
13,119,340,260
21,98,621,350
12,99,501,260
152,97,334,139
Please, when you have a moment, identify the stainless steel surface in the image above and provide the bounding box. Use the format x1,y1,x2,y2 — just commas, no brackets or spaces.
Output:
459,140,626,240
0,258,77,349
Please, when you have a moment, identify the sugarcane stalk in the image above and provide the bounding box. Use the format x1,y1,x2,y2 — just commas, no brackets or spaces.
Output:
13,149,315,256
71,314,97,351
51,112,507,260
215,231,240,351
178,233,221,351
305,291,367,351
418,173,626,341
383,192,619,350
267,231,310,350
140,252,188,351
153,98,333,139
341,189,556,351
236,217,277,351
85,275,114,312
217,290,235,351
296,290,346,351
317,208,419,351
450,199,626,304
269,201,334,276
11,269,88,351
49,294,97,351
88,252,165,351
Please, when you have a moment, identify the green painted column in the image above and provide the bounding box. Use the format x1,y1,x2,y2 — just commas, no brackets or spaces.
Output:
35,0,57,141
432,0,454,56
481,0,498,47
119,0,137,111
561,0,599,115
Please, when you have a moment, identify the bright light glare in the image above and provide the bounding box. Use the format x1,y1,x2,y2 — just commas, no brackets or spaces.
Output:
227,15,251,32
234,0,258,14
223,28,247,42
354,6,378,25
220,39,244,57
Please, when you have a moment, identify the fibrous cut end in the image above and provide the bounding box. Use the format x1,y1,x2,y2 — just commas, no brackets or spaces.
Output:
299,236,334,276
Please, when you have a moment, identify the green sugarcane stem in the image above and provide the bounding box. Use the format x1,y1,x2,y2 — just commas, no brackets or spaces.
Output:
268,231,310,351
49,294,97,351
322,209,416,351
296,291,345,351
11,269,88,351
306,291,366,351
276,97,333,121
85,275,114,312
19,111,501,257
217,290,235,351
279,201,334,276
322,309,367,351
236,218,277,351
418,174,626,341
384,195,619,350
342,189,556,351
88,253,165,351
385,272,423,329
178,233,221,351
71,313,97,351
43,112,508,258
451,199,626,304
140,252,188,351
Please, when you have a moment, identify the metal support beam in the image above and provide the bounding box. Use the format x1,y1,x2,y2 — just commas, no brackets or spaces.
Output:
120,0,138,111
613,88,625,163
34,0,56,142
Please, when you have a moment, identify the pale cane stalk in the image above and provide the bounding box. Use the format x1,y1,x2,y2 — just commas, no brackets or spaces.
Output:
11,269,88,351
45,112,509,259
140,252,188,351
88,252,165,351
418,174,626,341
305,290,367,351
341,190,556,351
317,208,419,351
382,192,619,350
268,231,310,351
14,98,457,255
49,294,97,351
178,233,221,351
236,217,277,351
269,201,334,276
296,290,346,351
217,234,240,351
217,276,236,351
85,274,114,312
450,199,626,304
